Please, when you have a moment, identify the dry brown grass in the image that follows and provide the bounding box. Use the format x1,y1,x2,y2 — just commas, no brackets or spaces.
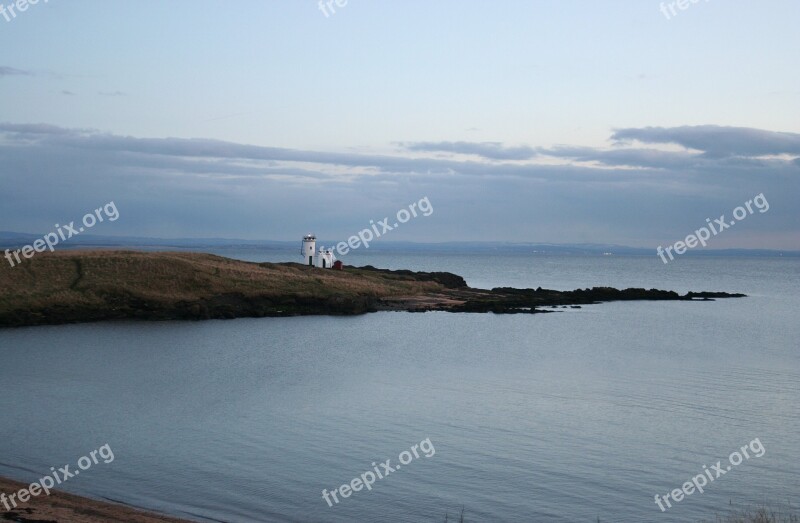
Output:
0,249,440,316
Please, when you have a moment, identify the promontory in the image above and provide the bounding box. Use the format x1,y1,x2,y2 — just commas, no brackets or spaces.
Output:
0,250,746,328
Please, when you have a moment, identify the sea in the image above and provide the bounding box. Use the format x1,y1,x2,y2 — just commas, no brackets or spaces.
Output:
1,247,798,522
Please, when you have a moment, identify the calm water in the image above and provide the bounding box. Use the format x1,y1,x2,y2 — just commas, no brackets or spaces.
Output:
1,252,798,522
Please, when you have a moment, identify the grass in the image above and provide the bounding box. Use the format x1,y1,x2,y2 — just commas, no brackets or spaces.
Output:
0,249,466,326
0,249,443,315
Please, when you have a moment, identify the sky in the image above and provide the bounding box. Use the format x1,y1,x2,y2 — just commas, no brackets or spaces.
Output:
1,0,799,249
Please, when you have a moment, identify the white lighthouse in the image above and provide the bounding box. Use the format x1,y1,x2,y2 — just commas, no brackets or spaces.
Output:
301,234,316,266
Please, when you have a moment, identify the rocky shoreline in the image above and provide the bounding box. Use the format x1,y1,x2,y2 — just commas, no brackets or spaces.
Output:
369,266,746,313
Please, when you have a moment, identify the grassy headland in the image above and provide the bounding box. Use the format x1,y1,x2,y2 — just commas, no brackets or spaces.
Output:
0,250,745,328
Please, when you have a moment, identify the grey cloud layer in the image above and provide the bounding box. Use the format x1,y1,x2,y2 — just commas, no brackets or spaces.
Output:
401,127,800,170
0,123,797,247
612,125,800,158
401,141,538,160
3,124,797,177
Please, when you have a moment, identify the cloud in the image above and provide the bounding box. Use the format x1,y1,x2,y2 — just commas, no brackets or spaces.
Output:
61,90,76,96
0,122,797,248
0,123,554,178
0,66,34,77
612,125,800,158
401,141,538,160
1,122,795,179
537,145,704,170
0,122,94,136
98,91,128,97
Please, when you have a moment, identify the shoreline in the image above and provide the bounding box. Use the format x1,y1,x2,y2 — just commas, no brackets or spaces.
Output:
0,250,746,328
0,476,193,523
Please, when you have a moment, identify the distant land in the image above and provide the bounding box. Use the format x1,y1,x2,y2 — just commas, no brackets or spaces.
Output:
0,250,745,328
1,231,798,257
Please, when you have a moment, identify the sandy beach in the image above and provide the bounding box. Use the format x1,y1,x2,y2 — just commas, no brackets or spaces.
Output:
0,476,192,523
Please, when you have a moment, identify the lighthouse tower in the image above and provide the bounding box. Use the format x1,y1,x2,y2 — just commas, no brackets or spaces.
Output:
301,234,316,266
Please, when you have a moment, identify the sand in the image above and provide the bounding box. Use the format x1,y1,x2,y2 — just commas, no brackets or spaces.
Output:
0,476,193,522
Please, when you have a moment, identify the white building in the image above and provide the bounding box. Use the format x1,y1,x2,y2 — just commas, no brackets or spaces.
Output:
301,234,317,266
300,233,335,269
316,248,334,269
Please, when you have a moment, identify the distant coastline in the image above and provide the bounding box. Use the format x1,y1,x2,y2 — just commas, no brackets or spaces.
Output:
2,232,799,258
0,250,745,329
